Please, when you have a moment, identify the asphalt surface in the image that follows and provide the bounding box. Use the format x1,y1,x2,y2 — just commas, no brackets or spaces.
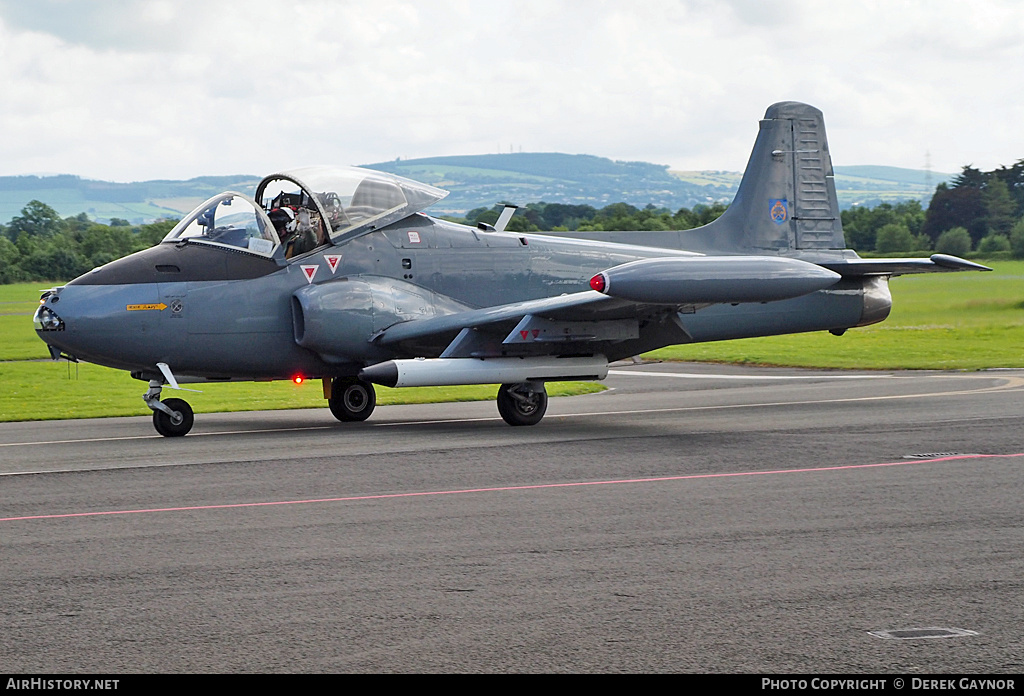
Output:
1,363,1022,673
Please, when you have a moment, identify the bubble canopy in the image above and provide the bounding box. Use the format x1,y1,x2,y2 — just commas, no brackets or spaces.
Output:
162,166,449,257
257,166,448,244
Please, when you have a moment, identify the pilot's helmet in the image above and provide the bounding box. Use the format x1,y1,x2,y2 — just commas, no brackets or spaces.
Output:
268,207,295,232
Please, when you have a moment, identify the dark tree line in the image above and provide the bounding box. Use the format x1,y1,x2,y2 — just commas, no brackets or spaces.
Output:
921,161,1024,253
836,160,1024,257
0,200,177,283
457,163,1024,259
450,200,729,233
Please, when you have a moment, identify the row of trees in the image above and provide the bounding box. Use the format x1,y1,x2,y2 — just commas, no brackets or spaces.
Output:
3,160,1023,283
0,200,177,283
843,161,1024,256
453,200,729,232
456,160,1024,257
456,193,1024,258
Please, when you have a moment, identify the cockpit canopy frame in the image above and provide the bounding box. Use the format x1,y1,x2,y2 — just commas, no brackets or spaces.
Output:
161,191,280,257
255,166,449,246
161,166,449,260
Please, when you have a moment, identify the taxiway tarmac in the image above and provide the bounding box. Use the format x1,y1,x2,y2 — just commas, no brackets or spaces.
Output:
1,364,1022,673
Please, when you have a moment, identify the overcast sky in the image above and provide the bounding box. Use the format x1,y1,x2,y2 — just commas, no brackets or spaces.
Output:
2,0,1022,182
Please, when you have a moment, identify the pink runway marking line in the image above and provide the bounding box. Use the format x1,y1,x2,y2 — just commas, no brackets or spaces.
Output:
2,452,1021,523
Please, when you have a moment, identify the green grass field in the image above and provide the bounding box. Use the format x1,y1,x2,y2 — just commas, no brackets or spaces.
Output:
0,360,603,422
2,261,1020,421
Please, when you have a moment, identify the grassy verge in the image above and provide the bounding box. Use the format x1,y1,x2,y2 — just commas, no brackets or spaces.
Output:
0,360,604,422
0,315,53,361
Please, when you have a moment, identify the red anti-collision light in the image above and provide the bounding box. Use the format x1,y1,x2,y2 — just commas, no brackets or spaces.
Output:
292,376,304,385
589,273,607,293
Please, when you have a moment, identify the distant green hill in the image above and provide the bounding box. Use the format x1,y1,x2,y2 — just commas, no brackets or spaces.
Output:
671,164,952,210
0,174,261,225
366,153,725,214
0,155,951,224
833,165,950,205
367,155,952,213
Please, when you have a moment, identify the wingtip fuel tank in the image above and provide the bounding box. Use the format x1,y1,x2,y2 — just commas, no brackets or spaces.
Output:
589,256,841,305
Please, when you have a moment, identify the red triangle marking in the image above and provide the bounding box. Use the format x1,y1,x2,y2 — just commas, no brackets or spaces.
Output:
520,330,529,340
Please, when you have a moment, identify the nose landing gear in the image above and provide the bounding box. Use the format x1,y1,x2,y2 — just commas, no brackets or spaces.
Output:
144,379,195,437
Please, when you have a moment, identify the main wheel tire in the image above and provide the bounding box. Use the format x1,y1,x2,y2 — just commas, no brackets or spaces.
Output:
152,397,194,437
496,383,548,426
329,378,376,422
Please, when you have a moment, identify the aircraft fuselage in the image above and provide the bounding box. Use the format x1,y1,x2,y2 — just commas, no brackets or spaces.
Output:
37,213,881,383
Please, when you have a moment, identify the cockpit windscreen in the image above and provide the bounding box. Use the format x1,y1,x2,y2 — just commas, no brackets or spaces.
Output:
162,193,278,256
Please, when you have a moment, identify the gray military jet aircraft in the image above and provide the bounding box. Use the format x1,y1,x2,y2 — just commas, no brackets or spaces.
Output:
34,102,988,436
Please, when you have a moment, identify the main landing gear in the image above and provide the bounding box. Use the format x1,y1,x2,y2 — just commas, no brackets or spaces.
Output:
496,382,548,426
144,380,194,437
327,376,377,422
142,374,544,435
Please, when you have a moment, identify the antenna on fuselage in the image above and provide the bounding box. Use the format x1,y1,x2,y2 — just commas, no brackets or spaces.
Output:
494,205,518,233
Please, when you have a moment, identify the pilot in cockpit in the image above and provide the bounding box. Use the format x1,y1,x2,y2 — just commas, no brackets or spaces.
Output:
269,206,317,259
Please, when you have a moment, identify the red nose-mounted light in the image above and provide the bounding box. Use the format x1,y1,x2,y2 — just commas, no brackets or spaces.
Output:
589,272,608,293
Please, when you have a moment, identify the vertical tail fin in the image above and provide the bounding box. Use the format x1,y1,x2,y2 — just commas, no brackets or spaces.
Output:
701,101,845,252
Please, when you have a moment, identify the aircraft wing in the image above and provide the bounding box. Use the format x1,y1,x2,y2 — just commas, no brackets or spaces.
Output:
373,255,843,360
375,290,614,345
373,290,651,358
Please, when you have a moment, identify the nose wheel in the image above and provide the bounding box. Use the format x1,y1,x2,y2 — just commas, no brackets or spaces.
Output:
152,398,194,437
144,379,195,437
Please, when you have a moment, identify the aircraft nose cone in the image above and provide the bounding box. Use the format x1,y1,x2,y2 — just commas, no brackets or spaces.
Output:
32,287,71,359
33,304,65,332
33,293,71,359
31,282,178,372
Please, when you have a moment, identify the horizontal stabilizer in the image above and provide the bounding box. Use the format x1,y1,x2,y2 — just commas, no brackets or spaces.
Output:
820,254,992,277
590,256,841,304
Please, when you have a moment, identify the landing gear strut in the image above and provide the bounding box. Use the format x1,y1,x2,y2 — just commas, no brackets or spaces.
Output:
496,382,548,426
144,380,194,437
328,376,377,422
